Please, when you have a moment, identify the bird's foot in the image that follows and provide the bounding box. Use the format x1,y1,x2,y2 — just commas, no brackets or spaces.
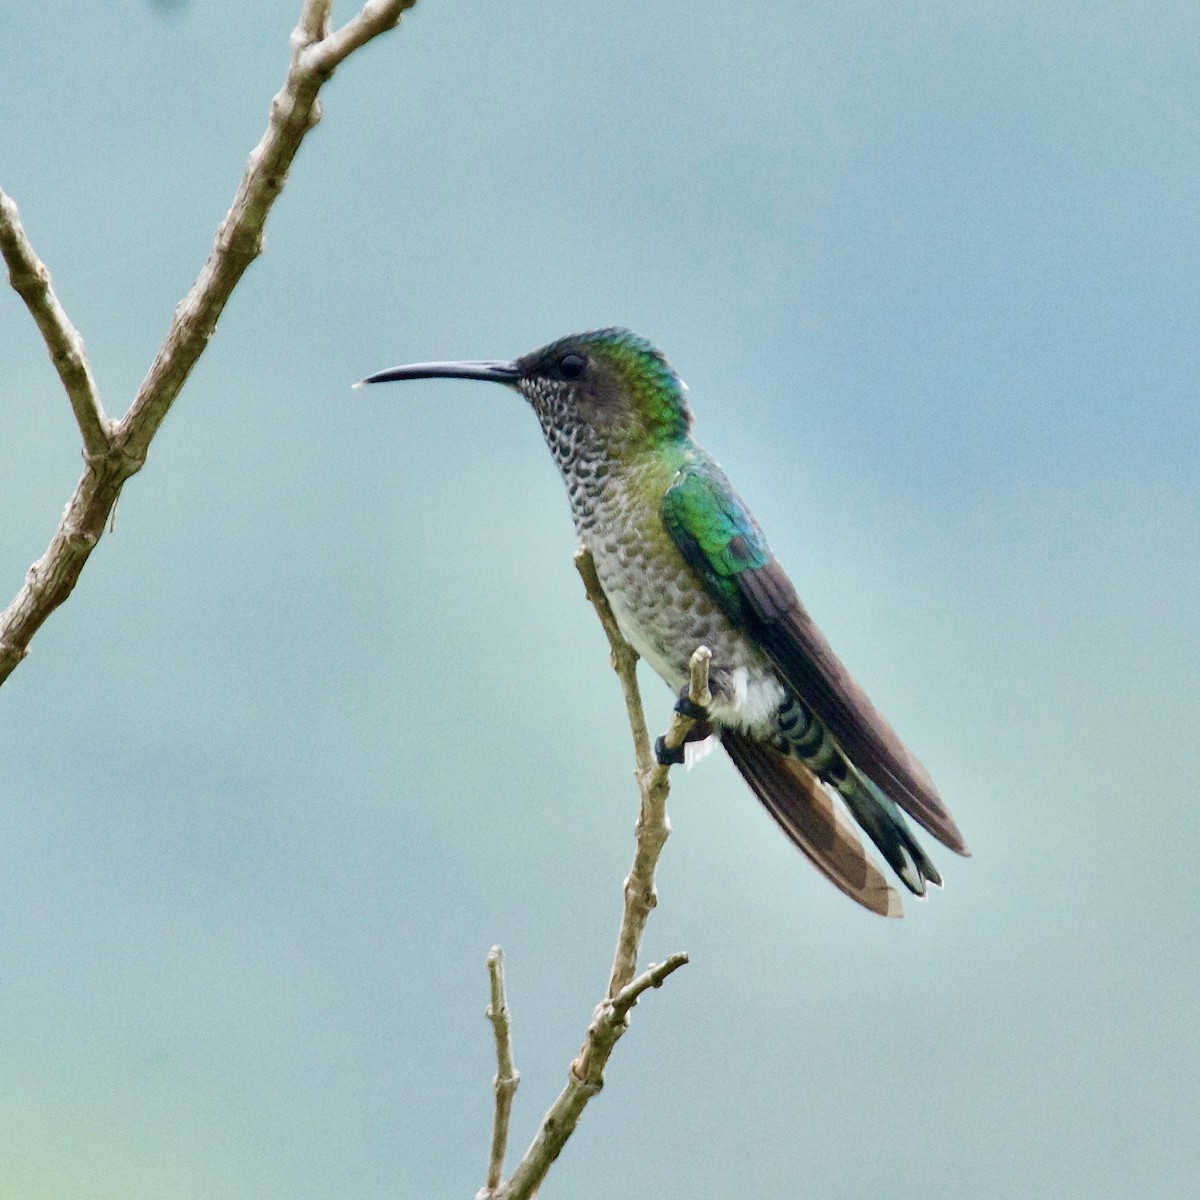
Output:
654,688,714,766
654,735,685,766
673,692,709,721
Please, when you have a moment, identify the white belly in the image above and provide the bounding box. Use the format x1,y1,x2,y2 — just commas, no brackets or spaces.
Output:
604,580,785,738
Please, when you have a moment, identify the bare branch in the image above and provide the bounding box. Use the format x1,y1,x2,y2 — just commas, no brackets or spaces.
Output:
115,0,417,465
295,0,334,44
310,0,419,72
575,544,712,998
574,546,652,774
496,955,689,1200
577,544,710,999
479,947,520,1200
0,0,419,688
487,549,699,1200
0,460,130,686
0,188,111,458
603,641,710,999
610,951,690,1023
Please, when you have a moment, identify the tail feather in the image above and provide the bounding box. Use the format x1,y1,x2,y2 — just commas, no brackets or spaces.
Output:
834,766,943,895
772,691,942,897
721,730,903,918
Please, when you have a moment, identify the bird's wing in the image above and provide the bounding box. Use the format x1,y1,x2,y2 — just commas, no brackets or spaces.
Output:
662,459,969,855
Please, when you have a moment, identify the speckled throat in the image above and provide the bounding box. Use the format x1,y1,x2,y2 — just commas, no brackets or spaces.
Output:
527,382,612,535
528,388,787,737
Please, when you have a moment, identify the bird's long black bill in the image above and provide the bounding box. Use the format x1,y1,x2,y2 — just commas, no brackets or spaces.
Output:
353,360,520,388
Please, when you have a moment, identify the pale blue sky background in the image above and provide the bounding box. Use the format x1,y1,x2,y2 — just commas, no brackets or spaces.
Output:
2,1,1198,1197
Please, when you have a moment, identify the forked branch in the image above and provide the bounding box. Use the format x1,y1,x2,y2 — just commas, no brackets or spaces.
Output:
477,549,707,1200
0,0,419,687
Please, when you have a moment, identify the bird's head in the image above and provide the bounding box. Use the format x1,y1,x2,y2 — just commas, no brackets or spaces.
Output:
357,328,692,462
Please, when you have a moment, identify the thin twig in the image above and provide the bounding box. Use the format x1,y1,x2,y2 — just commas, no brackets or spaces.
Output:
310,0,418,70
603,639,710,999
479,946,520,1200
115,0,419,466
295,0,334,44
573,546,652,774
0,189,111,458
579,952,692,1089
0,0,418,688
610,952,691,1023
496,956,690,1200
576,547,712,997
487,549,700,1200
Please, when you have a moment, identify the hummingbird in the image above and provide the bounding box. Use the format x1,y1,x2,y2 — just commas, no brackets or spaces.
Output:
357,328,969,916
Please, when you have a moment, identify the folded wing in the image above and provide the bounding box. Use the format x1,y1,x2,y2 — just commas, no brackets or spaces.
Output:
662,457,969,856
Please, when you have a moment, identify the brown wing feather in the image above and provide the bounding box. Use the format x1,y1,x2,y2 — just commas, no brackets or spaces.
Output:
739,560,970,856
721,730,903,918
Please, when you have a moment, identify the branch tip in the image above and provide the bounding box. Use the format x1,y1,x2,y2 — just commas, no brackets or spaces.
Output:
0,185,110,458
482,944,519,1196
613,951,690,1016
688,643,713,709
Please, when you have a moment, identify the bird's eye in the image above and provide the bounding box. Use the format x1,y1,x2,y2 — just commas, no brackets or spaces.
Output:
557,353,587,380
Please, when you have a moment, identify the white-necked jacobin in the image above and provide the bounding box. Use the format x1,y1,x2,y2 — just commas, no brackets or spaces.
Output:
358,328,969,916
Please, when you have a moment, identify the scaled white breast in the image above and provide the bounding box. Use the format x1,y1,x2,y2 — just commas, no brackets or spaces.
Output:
605,587,785,740
604,586,685,690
